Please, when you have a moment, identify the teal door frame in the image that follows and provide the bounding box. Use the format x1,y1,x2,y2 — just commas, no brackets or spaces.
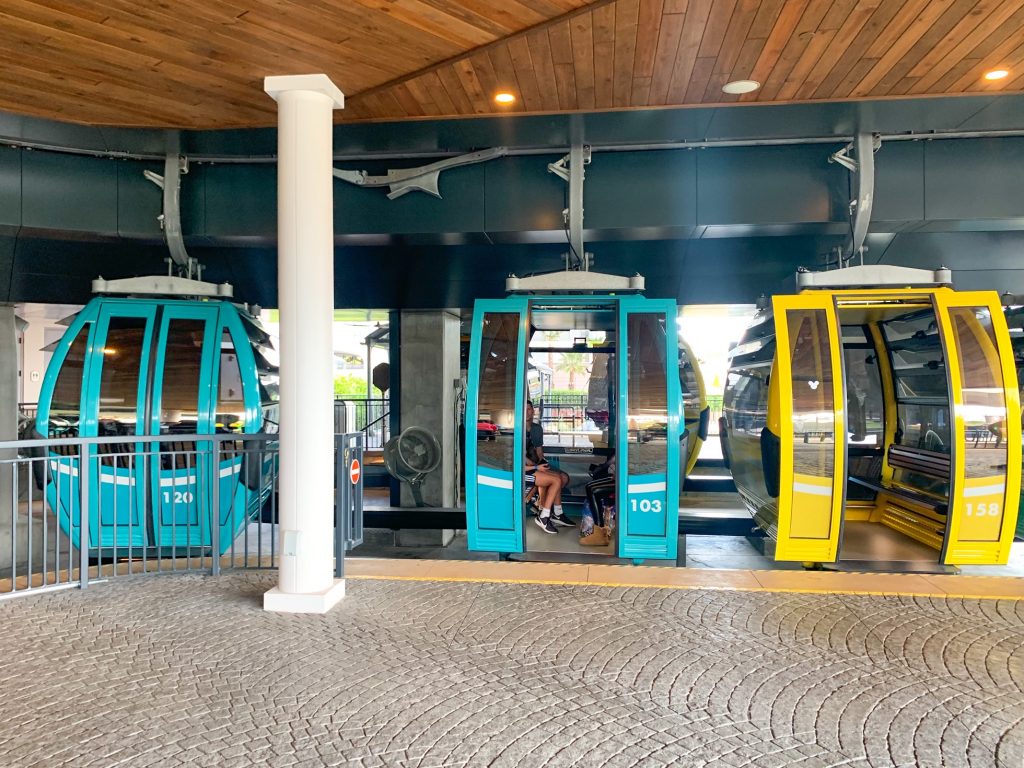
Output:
617,297,681,561
466,297,529,553
84,301,159,549
466,294,681,561
148,303,220,548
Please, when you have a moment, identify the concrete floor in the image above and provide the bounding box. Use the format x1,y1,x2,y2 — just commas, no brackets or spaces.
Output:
359,489,1024,577
0,571,1021,767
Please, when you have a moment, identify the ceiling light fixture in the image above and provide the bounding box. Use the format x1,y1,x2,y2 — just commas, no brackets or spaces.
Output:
984,69,1009,81
494,92,515,104
722,80,761,95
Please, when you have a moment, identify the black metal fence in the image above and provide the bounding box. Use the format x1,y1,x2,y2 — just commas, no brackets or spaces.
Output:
334,398,389,449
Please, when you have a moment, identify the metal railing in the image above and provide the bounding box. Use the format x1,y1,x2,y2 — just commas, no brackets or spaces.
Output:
334,398,390,449
0,431,363,601
706,396,724,436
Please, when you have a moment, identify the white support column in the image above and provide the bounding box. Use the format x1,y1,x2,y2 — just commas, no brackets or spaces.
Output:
262,74,346,614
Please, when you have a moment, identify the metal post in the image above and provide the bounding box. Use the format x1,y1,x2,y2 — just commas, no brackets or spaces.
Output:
78,442,89,590
352,433,364,548
568,142,586,268
334,436,345,579
366,342,372,404
210,438,220,576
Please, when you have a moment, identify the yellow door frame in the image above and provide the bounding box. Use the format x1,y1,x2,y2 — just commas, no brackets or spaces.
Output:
933,291,1022,564
772,294,846,562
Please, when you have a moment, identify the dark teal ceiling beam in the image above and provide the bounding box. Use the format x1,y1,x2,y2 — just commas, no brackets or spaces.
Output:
4,95,1024,161
7,136,1024,243
3,95,1024,307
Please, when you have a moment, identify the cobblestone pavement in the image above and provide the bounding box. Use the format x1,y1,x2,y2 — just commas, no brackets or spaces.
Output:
0,573,1022,767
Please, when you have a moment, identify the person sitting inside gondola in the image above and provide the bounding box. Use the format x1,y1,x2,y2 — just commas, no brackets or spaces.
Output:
526,453,562,534
524,400,573,534
580,455,614,546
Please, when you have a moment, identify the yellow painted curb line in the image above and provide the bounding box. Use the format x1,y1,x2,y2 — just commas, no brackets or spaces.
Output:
345,573,1024,600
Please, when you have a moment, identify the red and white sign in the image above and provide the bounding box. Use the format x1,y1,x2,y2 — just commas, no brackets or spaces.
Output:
349,458,361,485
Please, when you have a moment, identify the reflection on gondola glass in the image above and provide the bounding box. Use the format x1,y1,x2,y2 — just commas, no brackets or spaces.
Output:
159,319,204,433
842,324,887,501
882,310,950,453
49,330,87,437
476,313,519,472
627,313,668,476
97,318,147,429
950,308,1008,478
789,310,835,477
879,308,950,498
842,325,885,445
680,354,700,419
678,340,707,473
722,314,774,520
218,331,246,432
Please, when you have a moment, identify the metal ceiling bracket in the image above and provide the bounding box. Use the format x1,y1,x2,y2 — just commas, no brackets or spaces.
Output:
796,264,952,289
505,142,643,293
1001,292,1023,307
829,132,881,265
92,274,233,298
333,146,508,199
505,271,644,294
547,143,592,270
143,130,200,279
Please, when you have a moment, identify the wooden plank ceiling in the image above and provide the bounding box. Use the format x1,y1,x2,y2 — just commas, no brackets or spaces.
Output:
1,0,1023,129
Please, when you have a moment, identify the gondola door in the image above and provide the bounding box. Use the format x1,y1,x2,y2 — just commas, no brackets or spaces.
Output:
148,304,220,551
466,299,528,553
81,302,159,551
771,295,846,562
933,291,1021,564
617,299,680,561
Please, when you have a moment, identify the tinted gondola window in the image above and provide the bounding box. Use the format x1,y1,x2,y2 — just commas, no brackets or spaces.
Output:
724,370,766,433
788,310,835,478
217,331,246,432
159,319,205,433
476,313,519,472
627,314,669,475
841,325,885,446
882,310,951,452
949,308,1009,479
49,328,88,437
680,349,700,415
97,318,148,433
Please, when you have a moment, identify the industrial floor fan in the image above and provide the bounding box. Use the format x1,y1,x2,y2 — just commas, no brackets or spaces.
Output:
383,427,442,507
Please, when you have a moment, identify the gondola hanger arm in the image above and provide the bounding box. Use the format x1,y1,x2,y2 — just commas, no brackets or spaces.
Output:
828,133,881,266
333,146,508,199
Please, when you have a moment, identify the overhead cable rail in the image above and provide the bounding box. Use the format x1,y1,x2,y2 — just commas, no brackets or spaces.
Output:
5,129,1024,164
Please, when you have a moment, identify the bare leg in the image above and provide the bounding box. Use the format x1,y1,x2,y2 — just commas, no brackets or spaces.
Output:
524,485,538,506
533,471,559,513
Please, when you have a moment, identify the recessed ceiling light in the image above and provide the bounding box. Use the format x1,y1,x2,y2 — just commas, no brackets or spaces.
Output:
984,69,1009,81
494,92,515,104
722,80,761,95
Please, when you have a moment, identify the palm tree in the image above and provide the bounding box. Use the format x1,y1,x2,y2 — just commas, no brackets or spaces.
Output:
542,330,561,376
558,352,590,392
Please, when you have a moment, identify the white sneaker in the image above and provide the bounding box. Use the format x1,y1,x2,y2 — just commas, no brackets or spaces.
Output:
535,515,558,534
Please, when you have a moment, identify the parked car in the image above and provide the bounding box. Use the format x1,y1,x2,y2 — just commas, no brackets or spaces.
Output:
476,420,499,441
